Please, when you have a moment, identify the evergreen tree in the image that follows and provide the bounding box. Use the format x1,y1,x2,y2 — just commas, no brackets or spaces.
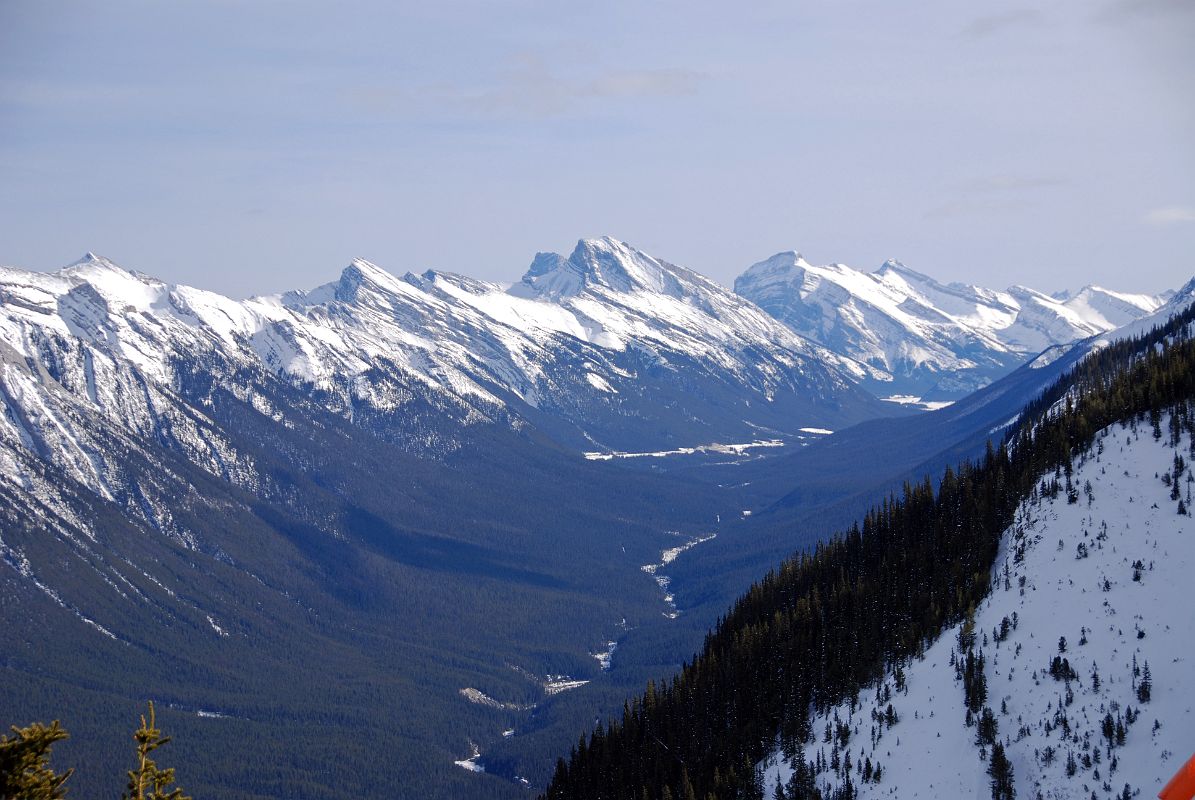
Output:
123,703,191,800
1136,662,1152,703
976,707,999,748
0,721,72,800
987,742,1014,800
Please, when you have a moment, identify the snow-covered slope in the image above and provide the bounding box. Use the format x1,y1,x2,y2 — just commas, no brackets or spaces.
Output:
734,253,1166,400
762,414,1194,799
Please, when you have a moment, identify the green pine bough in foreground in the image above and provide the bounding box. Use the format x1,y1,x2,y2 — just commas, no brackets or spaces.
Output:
0,701,190,800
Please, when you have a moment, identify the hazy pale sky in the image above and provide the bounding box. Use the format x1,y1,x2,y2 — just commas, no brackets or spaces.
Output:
2,0,1193,297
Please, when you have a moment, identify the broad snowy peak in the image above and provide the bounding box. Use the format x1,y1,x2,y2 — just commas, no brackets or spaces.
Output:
735,252,1018,400
736,253,1168,400
1061,285,1168,329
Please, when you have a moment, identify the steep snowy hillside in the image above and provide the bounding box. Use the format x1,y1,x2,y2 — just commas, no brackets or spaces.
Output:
734,253,1165,400
763,415,1194,800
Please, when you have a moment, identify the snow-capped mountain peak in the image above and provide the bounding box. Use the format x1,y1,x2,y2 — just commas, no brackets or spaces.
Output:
512,237,686,300
736,253,1169,401
67,251,120,270
872,257,939,285
1059,284,1168,330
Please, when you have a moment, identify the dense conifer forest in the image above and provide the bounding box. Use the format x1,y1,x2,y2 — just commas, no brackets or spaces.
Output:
542,307,1195,800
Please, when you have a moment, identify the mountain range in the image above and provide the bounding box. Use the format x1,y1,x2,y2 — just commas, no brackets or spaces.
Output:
0,236,1188,799
734,251,1167,401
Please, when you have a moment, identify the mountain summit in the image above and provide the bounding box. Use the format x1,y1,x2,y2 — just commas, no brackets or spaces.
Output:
513,237,687,299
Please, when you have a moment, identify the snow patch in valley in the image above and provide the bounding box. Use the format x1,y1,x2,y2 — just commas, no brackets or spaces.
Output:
880,395,954,411
454,743,485,773
584,439,785,461
544,676,590,696
592,640,618,671
458,687,534,712
642,533,716,618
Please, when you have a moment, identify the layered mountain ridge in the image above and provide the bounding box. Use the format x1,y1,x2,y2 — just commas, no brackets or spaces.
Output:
0,238,901,593
2,238,1179,531
734,251,1167,400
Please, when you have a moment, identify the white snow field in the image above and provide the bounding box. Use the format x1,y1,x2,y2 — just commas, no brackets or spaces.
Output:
763,414,1195,799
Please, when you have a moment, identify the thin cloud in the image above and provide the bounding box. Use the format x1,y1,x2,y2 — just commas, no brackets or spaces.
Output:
1144,206,1195,226
959,9,1044,39
955,175,1067,194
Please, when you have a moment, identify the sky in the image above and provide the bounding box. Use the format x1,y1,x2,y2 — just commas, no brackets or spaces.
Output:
1,0,1193,298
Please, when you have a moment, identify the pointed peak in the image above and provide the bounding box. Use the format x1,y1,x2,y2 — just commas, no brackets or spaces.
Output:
64,251,123,272
873,259,943,288
341,258,400,285
1171,275,1195,303
59,253,158,289
346,257,387,275
513,236,677,300
875,258,918,276
324,258,411,304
